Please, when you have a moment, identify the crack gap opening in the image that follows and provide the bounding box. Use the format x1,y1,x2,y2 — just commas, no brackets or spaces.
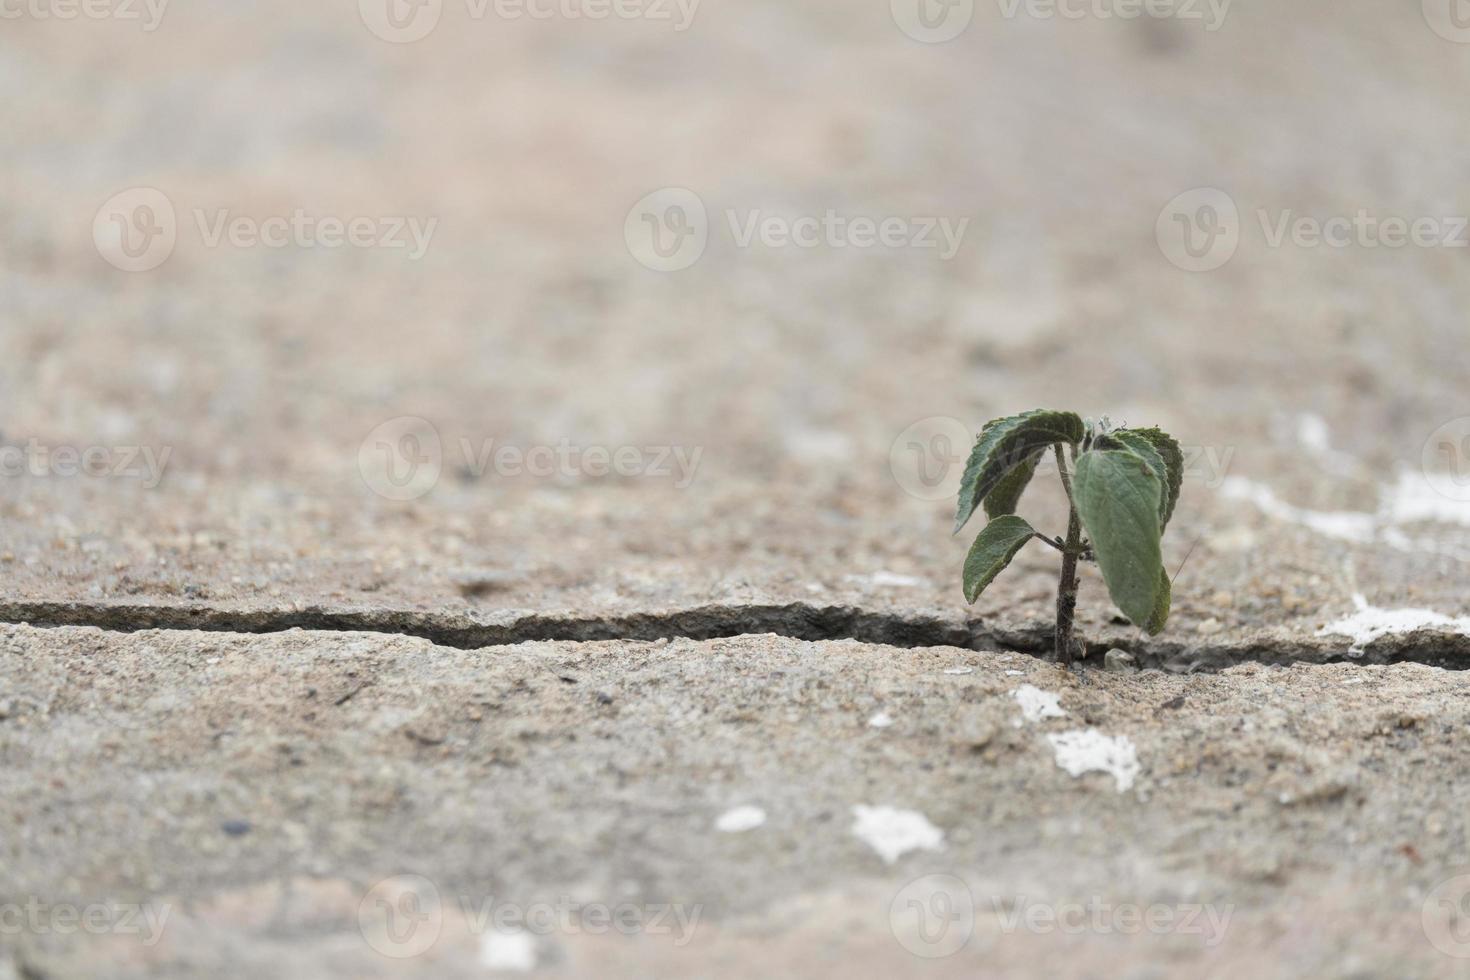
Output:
0,601,1466,673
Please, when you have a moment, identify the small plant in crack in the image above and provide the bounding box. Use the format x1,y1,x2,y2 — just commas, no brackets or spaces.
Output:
953,411,1183,667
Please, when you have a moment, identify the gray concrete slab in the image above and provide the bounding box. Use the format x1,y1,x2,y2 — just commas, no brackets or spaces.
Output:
4,626,1470,976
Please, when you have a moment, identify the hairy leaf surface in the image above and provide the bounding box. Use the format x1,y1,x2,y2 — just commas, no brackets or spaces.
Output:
963,515,1036,604
983,448,1044,519
955,410,1084,534
1098,432,1167,526
1119,426,1184,529
1073,449,1165,627
1144,567,1171,635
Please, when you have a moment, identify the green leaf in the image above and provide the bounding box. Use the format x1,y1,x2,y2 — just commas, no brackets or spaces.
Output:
1144,568,1171,635
1098,432,1167,525
982,448,1044,519
954,410,1084,534
1073,449,1165,628
963,515,1036,604
1119,427,1184,529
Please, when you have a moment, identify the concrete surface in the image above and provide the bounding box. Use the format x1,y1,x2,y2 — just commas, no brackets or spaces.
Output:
4,625,1470,978
5,0,1470,976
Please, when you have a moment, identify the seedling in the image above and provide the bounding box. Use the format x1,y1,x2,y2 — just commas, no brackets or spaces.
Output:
954,411,1182,667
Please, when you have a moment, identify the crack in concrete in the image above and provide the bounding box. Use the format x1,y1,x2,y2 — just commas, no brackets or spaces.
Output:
0,600,1467,672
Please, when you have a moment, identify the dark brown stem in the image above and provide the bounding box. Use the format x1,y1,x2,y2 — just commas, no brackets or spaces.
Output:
1053,445,1083,668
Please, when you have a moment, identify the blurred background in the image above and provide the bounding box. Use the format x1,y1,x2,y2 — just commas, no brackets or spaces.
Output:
4,0,1470,628
8,4,1470,978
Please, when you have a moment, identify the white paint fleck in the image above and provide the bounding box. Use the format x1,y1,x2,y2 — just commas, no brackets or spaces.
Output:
846,571,927,588
1221,467,1470,561
1011,684,1066,724
1047,729,1140,792
1319,594,1470,653
1381,468,1470,528
868,711,894,729
1220,477,1376,543
1290,413,1360,477
480,929,537,972
1295,413,1333,454
714,805,767,833
943,666,974,676
850,805,944,864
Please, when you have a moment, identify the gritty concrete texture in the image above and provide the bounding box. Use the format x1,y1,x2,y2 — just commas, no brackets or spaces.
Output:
4,624,1470,977
2,0,1470,643
5,1,1470,976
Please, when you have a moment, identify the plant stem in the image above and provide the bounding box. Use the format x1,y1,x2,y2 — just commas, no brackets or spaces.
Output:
1054,444,1082,668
